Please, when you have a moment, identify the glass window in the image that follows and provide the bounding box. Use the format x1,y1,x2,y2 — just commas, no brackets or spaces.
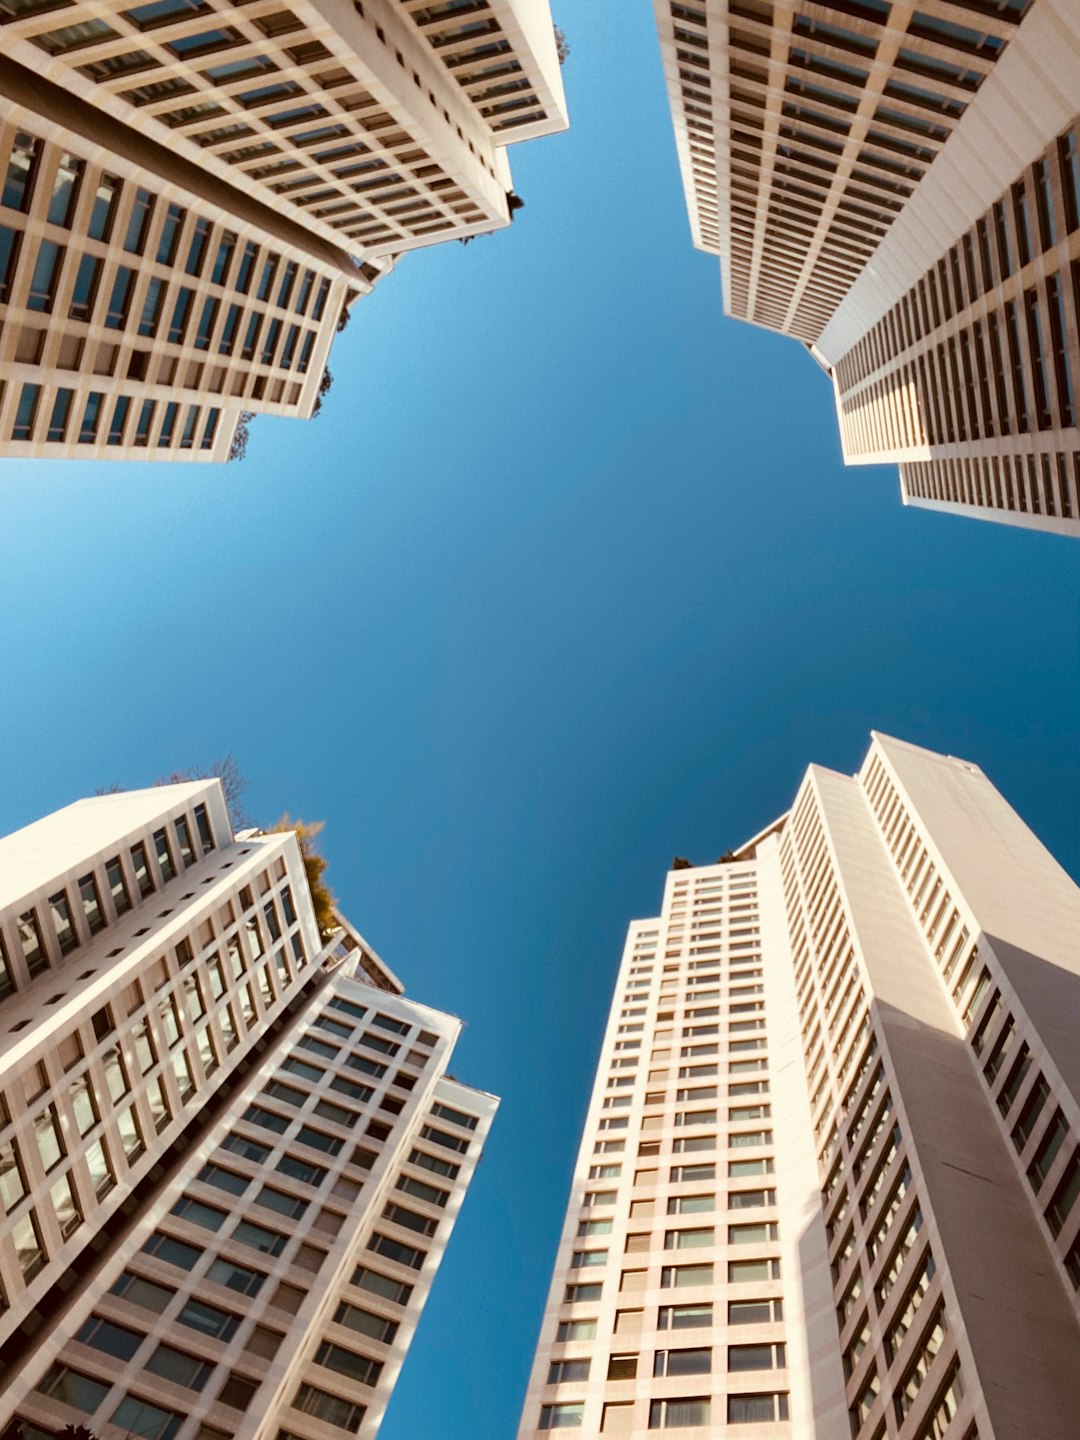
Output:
87,176,121,241
207,1257,265,1295
3,133,40,212
0,224,20,302
648,1397,710,1428
76,1314,143,1361
157,203,185,264
109,1397,183,1440
177,1297,238,1341
11,383,41,442
48,889,78,953
36,1365,109,1410
27,240,63,312
233,1219,287,1256
145,1342,213,1390
78,392,104,445
47,152,83,226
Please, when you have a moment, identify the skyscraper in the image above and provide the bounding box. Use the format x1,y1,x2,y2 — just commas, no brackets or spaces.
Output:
652,0,1080,536
0,0,567,460
0,782,496,1439
518,733,1080,1439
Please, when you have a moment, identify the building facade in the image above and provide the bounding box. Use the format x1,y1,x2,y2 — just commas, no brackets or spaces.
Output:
0,0,567,460
518,733,1080,1440
0,782,497,1440
652,0,1080,535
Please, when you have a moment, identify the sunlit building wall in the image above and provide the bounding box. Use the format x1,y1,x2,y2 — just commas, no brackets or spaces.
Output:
0,783,496,1440
518,733,1080,1439
0,0,567,460
652,0,1080,535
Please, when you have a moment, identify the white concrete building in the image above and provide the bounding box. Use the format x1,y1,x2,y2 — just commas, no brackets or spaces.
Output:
518,733,1080,1439
0,0,568,460
652,0,1080,535
0,783,497,1440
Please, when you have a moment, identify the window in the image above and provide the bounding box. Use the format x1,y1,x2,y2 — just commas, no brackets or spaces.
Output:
48,152,83,226
35,1367,109,1411
177,1297,238,1341
661,1264,712,1288
145,1342,214,1390
727,1393,789,1423
142,1232,201,1270
654,1347,711,1376
556,1319,597,1341
75,1315,142,1361
334,1301,398,1345
729,1342,785,1370
649,1398,710,1428
729,1299,783,1325
537,1402,584,1429
233,1220,287,1257
294,1383,365,1430
351,1265,412,1306
171,1197,227,1232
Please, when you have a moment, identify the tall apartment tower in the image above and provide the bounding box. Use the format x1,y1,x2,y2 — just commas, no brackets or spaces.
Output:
652,0,1080,536
0,782,497,1440
518,733,1080,1440
0,0,567,460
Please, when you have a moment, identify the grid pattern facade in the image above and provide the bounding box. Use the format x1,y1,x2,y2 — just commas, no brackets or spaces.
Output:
1,0,565,257
652,1,1027,342
0,0,565,462
651,0,1080,536
519,734,1080,1440
832,114,1080,533
0,787,497,1440
517,865,794,1437
0,101,353,460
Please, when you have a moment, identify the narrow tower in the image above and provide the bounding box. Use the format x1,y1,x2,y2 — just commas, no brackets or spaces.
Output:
518,733,1080,1439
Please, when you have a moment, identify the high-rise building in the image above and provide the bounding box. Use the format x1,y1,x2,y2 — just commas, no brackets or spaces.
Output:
652,0,1080,536
0,0,567,460
0,782,497,1440
518,733,1080,1440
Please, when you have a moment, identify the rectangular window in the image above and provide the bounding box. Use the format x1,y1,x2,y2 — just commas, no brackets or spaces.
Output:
157,203,185,264
11,383,41,442
47,152,83,227
3,133,40,212
27,239,62,312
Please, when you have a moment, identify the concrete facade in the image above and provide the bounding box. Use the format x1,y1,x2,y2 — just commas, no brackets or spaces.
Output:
517,733,1080,1440
0,0,567,461
652,0,1080,534
0,784,497,1440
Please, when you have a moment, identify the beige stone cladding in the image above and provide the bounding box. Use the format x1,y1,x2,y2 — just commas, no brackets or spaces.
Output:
0,785,498,1440
518,733,1080,1440
0,0,567,462
651,0,1080,533
0,0,567,258
0,64,368,461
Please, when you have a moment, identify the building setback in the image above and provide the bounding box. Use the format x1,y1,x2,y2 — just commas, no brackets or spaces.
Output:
0,0,567,460
652,0,1080,536
517,733,1080,1439
0,782,497,1440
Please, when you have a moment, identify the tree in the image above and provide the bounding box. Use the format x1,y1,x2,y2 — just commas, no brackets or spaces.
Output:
227,411,256,462
672,856,693,871
312,367,334,417
554,24,569,65
156,754,251,832
269,816,337,936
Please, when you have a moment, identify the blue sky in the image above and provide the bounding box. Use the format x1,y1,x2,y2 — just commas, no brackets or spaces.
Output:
1,4,1079,1438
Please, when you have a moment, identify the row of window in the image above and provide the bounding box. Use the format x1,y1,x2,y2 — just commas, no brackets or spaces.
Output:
538,1391,789,1430
838,121,1080,392
902,448,1080,523
1,128,332,318
0,804,214,997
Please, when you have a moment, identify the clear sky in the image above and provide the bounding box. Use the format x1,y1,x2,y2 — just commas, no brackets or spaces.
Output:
1,4,1079,1438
